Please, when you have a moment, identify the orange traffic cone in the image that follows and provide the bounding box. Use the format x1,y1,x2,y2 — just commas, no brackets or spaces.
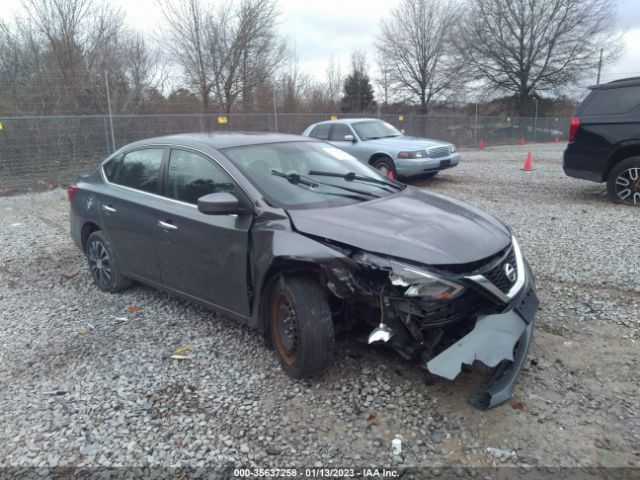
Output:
522,151,534,171
479,138,485,150
519,137,526,145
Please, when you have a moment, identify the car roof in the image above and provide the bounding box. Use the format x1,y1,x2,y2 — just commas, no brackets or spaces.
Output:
312,118,381,126
124,131,315,150
588,76,640,90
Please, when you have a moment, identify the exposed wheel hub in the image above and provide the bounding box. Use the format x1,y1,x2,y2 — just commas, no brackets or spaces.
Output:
272,293,298,365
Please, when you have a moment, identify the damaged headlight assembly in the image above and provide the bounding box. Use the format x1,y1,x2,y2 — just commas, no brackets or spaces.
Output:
389,261,465,300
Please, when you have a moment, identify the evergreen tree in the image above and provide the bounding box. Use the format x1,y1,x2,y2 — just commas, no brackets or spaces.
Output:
341,52,375,113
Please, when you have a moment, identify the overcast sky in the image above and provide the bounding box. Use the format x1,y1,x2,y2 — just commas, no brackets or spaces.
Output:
3,0,640,94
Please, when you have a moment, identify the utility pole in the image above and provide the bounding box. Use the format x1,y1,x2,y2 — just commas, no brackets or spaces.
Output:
104,71,116,152
596,48,603,84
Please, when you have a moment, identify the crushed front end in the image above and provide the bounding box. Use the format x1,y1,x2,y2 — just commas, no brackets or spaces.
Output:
343,236,538,410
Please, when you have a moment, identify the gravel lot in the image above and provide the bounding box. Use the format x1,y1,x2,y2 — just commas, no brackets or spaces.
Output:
1,143,638,476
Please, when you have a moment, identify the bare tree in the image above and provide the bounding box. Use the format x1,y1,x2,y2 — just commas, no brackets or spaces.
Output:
376,0,463,114
457,0,622,116
118,33,167,112
158,0,286,113
158,0,212,111
208,0,286,113
325,55,342,110
374,50,395,107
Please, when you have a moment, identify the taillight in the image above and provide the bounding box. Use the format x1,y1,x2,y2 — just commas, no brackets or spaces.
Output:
569,116,580,142
67,183,78,202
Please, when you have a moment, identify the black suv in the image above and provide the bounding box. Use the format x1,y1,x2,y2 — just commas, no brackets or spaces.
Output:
563,77,640,206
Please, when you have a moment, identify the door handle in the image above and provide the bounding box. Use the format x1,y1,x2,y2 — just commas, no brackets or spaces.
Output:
157,220,178,231
102,205,117,213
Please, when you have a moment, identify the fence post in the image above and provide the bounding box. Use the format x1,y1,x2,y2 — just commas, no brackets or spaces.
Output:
273,89,278,133
533,99,538,143
474,103,478,147
104,71,116,152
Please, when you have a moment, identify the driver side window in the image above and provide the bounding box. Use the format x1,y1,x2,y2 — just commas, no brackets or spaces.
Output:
329,124,353,141
166,149,235,205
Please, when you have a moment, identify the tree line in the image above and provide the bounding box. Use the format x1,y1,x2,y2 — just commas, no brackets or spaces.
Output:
0,0,621,117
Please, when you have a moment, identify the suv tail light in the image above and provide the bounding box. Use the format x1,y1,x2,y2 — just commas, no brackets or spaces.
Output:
67,183,78,202
569,117,580,142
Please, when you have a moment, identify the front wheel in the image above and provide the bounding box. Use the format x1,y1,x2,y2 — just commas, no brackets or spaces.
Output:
607,157,640,206
270,274,334,378
371,157,397,180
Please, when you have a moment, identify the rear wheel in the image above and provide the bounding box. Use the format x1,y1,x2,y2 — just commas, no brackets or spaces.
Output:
86,230,133,292
607,156,640,206
270,274,334,378
371,156,397,180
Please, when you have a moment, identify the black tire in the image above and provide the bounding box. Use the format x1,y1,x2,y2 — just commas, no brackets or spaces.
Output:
607,156,640,206
86,230,133,293
269,274,334,378
371,156,397,180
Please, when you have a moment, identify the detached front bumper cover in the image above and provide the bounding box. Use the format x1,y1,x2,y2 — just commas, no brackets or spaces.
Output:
427,284,538,410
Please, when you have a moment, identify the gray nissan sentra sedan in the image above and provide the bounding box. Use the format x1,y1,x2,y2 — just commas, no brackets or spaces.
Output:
69,132,538,410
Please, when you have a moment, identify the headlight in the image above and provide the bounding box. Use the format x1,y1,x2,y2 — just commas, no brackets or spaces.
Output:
398,150,427,159
449,145,456,153
389,261,465,300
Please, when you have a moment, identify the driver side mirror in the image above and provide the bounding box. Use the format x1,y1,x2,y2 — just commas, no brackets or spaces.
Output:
197,192,240,215
344,134,355,142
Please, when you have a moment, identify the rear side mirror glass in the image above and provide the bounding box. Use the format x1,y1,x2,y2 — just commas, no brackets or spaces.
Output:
344,134,355,142
197,192,239,215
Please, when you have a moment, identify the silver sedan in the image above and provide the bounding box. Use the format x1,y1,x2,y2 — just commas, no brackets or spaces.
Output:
302,118,460,179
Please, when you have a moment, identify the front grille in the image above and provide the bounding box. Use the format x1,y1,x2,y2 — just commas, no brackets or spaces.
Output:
428,146,450,158
435,243,518,294
483,247,517,293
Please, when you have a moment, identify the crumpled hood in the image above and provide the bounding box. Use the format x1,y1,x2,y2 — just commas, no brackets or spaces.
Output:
287,187,511,266
363,135,451,150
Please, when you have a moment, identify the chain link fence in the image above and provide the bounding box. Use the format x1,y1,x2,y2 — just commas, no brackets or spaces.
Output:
0,113,570,191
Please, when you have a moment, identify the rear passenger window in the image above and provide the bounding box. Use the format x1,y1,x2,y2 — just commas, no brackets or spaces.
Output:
310,124,330,140
103,154,122,182
114,149,164,193
330,124,352,141
582,85,640,115
167,149,234,205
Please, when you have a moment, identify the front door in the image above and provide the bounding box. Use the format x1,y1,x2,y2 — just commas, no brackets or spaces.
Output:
155,148,252,317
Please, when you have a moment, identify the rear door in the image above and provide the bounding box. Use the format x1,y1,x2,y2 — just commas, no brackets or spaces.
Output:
155,148,252,317
99,147,167,283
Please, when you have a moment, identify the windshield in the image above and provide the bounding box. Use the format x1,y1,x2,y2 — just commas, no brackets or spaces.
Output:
222,141,401,209
352,120,402,140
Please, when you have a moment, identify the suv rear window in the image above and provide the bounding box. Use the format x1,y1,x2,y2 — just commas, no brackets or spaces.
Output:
582,85,640,115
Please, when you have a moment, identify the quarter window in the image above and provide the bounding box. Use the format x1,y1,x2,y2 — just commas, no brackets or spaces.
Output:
114,149,164,193
166,149,234,204
103,154,122,182
309,124,330,140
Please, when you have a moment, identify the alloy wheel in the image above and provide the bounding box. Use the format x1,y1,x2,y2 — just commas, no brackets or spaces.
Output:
88,240,112,287
615,167,640,205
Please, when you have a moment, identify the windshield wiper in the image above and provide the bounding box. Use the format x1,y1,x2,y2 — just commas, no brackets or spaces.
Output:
270,170,377,201
307,170,403,191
